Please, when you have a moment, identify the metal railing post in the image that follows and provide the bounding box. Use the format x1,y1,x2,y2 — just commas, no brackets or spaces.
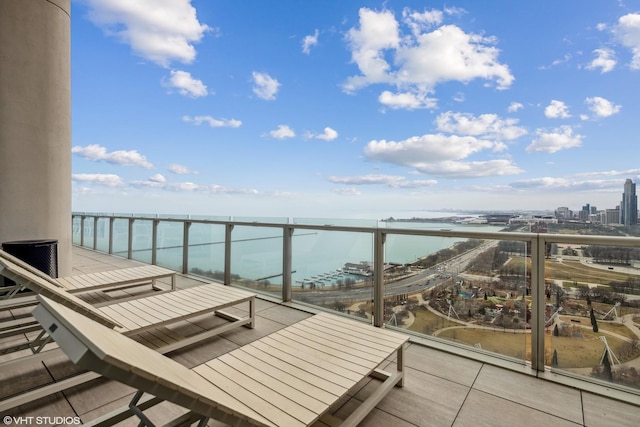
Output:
80,215,85,247
283,225,293,302
92,217,98,250
151,219,159,265
530,234,546,372
224,224,234,285
108,217,115,254
373,229,386,327
182,221,191,274
127,218,134,259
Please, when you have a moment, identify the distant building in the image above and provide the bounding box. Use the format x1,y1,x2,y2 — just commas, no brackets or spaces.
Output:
621,179,638,226
555,207,572,220
578,204,591,221
604,208,621,225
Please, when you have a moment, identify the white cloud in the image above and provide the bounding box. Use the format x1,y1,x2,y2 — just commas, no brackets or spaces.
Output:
509,177,623,192
72,173,124,187
613,13,640,69
378,90,437,110
310,127,339,141
402,8,443,37
526,126,583,153
168,164,198,174
269,125,296,139
343,8,400,92
507,102,523,113
332,187,362,196
84,0,210,67
413,159,521,178
302,29,319,54
435,111,527,140
544,100,571,119
586,48,617,73
252,71,280,100
328,174,406,186
328,174,438,188
585,96,621,118
163,70,208,97
363,133,521,178
149,174,166,183
343,8,514,109
182,115,242,127
72,144,153,168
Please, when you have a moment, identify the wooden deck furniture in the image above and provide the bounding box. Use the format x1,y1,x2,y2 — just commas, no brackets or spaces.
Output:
0,253,256,413
0,249,176,298
34,296,408,427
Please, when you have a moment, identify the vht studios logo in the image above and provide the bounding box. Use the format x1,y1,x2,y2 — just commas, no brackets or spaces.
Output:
3,416,81,425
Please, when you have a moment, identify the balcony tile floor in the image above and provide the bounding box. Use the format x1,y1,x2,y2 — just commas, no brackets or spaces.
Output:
1,247,638,426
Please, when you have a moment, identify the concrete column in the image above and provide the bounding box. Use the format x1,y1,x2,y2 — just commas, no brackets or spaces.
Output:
0,0,72,275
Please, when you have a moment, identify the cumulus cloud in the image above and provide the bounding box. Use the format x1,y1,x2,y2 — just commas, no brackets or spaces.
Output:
435,111,527,141
586,48,617,73
182,115,242,127
363,134,521,178
526,126,583,153
168,164,198,174
128,178,262,195
332,187,362,196
72,144,153,169
163,70,208,97
585,96,621,118
149,173,166,182
378,90,437,110
544,100,571,119
72,173,124,187
507,102,523,113
343,8,513,110
328,174,437,188
509,177,623,192
269,125,296,139
84,0,210,67
252,71,280,100
308,127,339,141
302,29,319,54
613,13,640,69
402,8,443,36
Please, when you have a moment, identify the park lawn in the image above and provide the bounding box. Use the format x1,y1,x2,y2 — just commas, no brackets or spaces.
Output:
546,259,630,284
437,327,633,368
408,306,464,335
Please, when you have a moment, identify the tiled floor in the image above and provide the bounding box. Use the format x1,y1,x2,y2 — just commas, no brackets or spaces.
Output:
1,247,638,426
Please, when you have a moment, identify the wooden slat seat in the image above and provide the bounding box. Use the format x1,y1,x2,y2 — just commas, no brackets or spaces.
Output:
0,249,176,294
34,296,408,427
0,251,256,414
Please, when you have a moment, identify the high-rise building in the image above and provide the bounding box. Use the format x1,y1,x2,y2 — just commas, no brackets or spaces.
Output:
604,208,620,225
620,179,638,226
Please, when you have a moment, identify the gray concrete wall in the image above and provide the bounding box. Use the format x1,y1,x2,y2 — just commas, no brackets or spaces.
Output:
0,0,72,275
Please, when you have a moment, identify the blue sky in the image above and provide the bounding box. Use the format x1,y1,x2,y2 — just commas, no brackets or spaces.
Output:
71,0,640,219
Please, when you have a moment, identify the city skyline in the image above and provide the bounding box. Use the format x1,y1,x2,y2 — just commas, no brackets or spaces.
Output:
70,1,640,219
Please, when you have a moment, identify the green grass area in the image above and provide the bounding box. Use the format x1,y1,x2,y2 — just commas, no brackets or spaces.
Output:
436,327,635,368
408,301,640,369
407,306,463,335
547,259,630,284
561,315,638,340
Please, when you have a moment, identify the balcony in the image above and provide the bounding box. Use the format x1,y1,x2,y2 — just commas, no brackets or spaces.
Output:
1,213,639,425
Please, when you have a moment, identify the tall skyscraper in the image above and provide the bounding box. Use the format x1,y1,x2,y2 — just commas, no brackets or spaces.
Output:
620,179,638,226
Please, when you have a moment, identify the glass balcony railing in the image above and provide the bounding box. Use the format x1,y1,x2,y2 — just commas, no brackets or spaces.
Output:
71,213,640,397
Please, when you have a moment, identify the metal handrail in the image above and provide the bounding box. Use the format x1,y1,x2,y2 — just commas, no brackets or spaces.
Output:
71,212,640,375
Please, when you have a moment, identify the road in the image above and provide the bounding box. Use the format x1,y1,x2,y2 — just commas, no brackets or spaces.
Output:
293,239,499,306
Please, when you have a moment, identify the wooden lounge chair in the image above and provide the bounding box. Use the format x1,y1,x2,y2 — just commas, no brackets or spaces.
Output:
0,253,256,413
33,296,408,427
0,249,176,300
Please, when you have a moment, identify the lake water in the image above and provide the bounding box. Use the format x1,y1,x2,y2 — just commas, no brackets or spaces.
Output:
81,215,505,287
